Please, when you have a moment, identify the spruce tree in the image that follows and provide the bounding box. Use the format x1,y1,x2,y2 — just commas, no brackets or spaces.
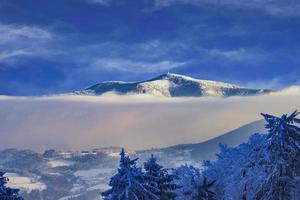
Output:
0,171,24,200
174,165,216,200
254,111,300,199
144,155,177,200
192,177,216,200
101,149,158,200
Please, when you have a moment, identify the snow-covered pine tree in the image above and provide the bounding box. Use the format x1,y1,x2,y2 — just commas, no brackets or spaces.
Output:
144,155,177,200
101,148,158,200
0,171,24,200
173,165,199,200
173,165,216,200
254,110,300,199
202,111,300,200
193,177,216,200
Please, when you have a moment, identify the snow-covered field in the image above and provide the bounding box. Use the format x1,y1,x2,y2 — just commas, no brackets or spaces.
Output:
48,160,74,168
6,173,46,192
0,145,202,200
74,167,115,181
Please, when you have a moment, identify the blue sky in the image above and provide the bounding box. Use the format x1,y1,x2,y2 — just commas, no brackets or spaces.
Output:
0,0,300,95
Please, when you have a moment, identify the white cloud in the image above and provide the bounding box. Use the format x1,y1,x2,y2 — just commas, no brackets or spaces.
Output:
0,27,189,74
240,78,282,90
0,90,299,151
0,24,52,43
271,86,300,96
152,0,300,17
86,0,112,5
91,58,186,73
207,48,249,61
0,23,53,64
262,3,300,17
204,48,267,63
84,0,300,17
0,50,33,61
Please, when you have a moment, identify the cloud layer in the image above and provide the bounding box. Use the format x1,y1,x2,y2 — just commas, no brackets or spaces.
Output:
152,0,300,17
0,23,54,64
0,88,299,151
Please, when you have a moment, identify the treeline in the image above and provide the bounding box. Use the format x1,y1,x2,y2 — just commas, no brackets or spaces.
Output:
102,111,300,200
101,148,216,200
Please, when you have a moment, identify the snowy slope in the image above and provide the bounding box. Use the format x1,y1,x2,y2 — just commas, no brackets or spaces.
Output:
6,173,46,193
75,73,272,97
161,120,266,160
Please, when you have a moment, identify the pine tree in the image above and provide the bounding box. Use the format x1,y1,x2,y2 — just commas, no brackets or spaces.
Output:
173,165,216,200
254,111,300,199
192,177,216,200
0,171,24,200
144,155,177,200
202,111,300,199
101,149,158,200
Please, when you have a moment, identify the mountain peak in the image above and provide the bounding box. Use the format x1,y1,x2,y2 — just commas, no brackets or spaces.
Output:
75,73,272,97
152,72,196,81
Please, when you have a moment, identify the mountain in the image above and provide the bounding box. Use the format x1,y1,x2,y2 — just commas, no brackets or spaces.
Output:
160,119,266,160
75,73,272,97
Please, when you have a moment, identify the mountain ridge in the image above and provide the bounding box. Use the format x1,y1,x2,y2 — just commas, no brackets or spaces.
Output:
75,73,272,97
160,119,266,160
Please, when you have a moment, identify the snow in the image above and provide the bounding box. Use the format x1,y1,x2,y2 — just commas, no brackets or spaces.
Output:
201,111,300,199
5,173,46,192
109,152,121,157
74,168,114,181
138,79,172,97
164,73,238,88
58,194,81,200
48,172,61,176
67,167,115,198
141,73,239,97
75,73,266,97
102,81,128,84
87,183,109,191
48,159,74,168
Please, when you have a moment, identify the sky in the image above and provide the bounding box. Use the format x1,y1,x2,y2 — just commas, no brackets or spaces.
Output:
0,0,300,95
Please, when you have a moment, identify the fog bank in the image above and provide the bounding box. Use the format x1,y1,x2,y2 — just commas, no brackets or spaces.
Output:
0,87,299,151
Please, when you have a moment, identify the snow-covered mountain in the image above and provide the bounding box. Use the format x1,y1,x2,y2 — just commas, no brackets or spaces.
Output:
75,73,272,97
